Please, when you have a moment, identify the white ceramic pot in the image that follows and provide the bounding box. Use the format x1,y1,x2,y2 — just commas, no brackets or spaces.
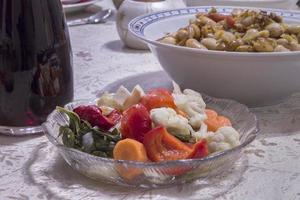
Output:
112,0,125,9
116,0,186,50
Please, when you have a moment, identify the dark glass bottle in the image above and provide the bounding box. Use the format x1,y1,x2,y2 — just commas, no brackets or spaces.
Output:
0,0,73,134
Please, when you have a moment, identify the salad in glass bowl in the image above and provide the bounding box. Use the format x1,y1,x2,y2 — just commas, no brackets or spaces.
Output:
43,83,258,187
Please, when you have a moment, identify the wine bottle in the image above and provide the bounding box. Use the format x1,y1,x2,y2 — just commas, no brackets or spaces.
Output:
0,0,74,135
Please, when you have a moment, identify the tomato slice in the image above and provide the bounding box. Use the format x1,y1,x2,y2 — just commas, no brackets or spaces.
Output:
141,88,176,111
106,109,122,126
120,104,152,143
143,126,192,162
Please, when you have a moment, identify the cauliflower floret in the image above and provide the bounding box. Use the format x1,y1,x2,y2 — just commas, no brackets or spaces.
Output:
197,126,240,153
99,106,115,116
189,113,207,129
97,92,122,110
150,107,191,137
123,85,145,110
192,121,208,140
97,85,145,111
172,82,207,129
113,86,131,106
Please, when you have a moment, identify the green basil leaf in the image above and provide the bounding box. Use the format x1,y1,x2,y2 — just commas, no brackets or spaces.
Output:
78,120,93,137
173,133,192,143
60,126,75,148
92,128,121,142
92,151,108,157
81,120,92,129
57,106,81,134
111,128,120,136
94,139,110,149
57,107,120,159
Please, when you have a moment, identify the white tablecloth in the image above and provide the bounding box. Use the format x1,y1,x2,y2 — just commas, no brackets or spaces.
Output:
0,1,300,200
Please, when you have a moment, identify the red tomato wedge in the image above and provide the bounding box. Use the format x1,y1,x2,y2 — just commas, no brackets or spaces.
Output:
143,126,193,162
141,88,177,111
120,104,152,143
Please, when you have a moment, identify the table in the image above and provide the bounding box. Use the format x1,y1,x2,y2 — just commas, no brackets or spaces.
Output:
0,1,300,200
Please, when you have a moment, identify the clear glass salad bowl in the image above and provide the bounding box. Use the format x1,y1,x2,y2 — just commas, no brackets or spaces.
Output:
43,92,258,188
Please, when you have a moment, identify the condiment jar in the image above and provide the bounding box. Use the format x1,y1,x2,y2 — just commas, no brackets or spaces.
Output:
116,0,186,50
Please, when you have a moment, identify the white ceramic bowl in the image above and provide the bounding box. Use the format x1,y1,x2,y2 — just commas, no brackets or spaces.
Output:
186,0,294,9
129,6,300,107
62,0,99,13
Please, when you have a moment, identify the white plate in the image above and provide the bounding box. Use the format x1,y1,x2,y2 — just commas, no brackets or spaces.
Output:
63,0,99,13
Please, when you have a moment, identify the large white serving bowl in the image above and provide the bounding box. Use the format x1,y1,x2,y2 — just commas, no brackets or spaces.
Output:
62,0,99,13
129,6,300,107
186,0,295,9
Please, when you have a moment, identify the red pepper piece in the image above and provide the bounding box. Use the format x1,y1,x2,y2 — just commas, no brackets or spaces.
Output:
208,13,235,28
226,16,235,28
187,139,209,159
143,126,193,162
74,105,121,131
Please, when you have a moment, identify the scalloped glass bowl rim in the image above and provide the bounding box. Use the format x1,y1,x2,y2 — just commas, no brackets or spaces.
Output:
43,94,259,167
128,6,300,56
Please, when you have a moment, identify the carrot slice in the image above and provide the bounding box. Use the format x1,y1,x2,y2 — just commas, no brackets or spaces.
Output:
205,109,232,132
141,88,177,111
217,116,232,127
113,138,148,161
205,109,218,119
113,139,148,180
175,108,188,118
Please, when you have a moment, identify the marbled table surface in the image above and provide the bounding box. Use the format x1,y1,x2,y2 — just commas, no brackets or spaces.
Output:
0,1,299,200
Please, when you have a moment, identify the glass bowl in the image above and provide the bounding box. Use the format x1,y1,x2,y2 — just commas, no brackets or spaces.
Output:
43,94,258,188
